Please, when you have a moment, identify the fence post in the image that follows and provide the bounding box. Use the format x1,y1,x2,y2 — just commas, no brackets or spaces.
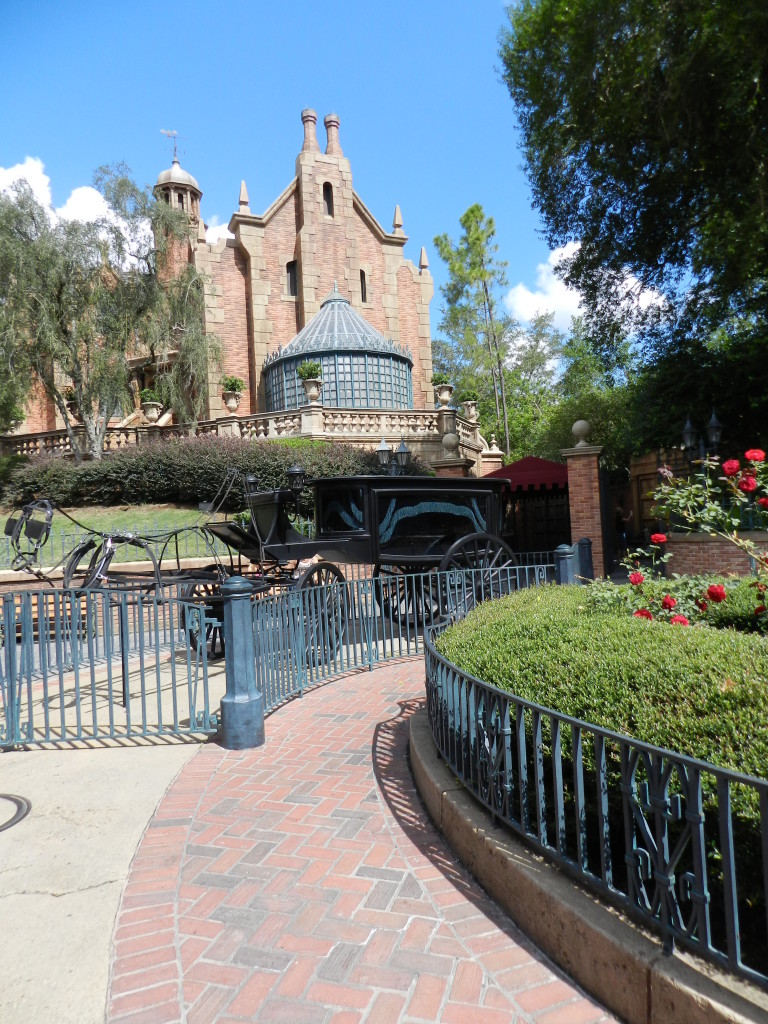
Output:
220,576,264,749
554,544,576,585
576,537,594,581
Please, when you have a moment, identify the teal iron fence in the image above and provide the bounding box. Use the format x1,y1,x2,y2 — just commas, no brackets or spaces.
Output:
0,583,217,746
423,617,768,989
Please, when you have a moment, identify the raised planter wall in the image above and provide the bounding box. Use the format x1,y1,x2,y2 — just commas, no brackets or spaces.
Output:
666,532,765,576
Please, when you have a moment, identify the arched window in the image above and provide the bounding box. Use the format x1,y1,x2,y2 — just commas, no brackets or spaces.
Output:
323,182,334,217
287,260,298,297
177,192,185,209
360,269,367,304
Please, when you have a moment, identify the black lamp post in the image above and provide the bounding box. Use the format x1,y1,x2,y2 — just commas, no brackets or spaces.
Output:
286,465,306,511
377,438,412,476
682,410,722,462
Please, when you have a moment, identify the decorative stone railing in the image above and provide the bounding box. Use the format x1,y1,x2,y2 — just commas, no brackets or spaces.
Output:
0,405,496,473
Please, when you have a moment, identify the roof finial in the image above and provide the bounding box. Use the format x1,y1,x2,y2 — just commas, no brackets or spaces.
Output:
419,247,429,273
239,180,251,214
392,205,404,235
160,128,179,162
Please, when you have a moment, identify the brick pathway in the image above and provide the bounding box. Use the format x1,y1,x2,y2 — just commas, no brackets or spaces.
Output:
108,659,618,1023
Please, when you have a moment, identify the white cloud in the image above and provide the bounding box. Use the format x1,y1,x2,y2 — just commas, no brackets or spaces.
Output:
205,215,233,244
0,156,53,208
55,185,110,223
0,157,107,225
505,242,582,330
506,241,666,331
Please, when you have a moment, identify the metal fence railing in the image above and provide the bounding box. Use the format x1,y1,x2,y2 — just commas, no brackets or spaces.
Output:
0,582,218,746
252,562,555,712
423,616,768,990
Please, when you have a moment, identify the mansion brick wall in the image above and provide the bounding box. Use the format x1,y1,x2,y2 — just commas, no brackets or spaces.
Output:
13,110,434,435
196,109,434,421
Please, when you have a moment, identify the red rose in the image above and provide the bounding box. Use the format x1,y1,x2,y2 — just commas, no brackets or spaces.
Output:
650,533,667,545
758,498,768,510
633,608,653,620
722,459,741,477
754,605,766,615
629,572,645,586
661,594,677,610
745,449,766,462
670,615,689,626
738,475,758,493
707,584,727,603
695,598,708,612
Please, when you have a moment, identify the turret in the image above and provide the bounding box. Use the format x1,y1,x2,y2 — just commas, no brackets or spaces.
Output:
154,157,202,221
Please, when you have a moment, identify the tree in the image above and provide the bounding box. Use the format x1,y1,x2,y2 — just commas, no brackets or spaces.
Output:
499,1,768,354
0,167,220,460
535,318,636,471
434,205,513,454
502,311,563,459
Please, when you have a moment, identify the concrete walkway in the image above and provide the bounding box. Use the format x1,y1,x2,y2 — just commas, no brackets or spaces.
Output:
108,659,618,1024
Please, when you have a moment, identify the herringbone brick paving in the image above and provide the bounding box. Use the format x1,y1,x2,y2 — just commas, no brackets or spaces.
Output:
108,659,619,1023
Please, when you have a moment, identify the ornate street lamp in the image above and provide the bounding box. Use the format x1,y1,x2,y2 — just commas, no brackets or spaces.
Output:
377,438,411,476
682,410,722,462
286,465,306,510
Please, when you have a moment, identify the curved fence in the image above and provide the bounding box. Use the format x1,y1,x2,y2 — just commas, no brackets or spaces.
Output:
0,561,555,748
423,618,768,989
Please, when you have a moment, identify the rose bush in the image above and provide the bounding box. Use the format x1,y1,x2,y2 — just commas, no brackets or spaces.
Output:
652,447,768,622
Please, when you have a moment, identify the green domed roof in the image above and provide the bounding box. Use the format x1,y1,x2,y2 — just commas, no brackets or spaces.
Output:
267,284,411,365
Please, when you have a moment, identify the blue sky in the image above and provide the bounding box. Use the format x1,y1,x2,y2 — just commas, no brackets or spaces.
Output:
1,0,580,329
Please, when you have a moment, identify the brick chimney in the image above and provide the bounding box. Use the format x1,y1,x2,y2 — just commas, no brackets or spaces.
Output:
324,113,342,156
301,109,319,152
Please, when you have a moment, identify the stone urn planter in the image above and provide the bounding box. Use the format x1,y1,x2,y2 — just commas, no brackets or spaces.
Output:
301,378,323,404
434,382,454,408
141,401,163,424
222,390,242,415
462,399,478,423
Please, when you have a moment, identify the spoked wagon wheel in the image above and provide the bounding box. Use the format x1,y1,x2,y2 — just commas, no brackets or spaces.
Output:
180,565,229,658
373,563,441,628
438,533,518,616
296,561,348,665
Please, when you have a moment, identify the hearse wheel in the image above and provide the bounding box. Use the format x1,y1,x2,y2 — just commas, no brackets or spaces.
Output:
438,533,518,615
296,561,348,664
373,563,440,627
180,564,229,658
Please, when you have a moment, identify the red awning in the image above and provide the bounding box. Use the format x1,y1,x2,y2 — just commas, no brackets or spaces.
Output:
485,455,568,490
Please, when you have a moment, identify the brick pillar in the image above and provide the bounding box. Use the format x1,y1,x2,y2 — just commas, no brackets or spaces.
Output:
561,434,605,578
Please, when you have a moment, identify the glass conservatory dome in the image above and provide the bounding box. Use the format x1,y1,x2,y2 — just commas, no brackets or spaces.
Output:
263,283,413,411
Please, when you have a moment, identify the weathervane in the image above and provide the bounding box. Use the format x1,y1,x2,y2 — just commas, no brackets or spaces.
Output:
160,128,179,161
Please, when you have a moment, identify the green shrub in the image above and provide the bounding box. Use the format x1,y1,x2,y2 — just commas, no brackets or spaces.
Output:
4,437,430,510
220,375,245,393
0,454,28,501
296,361,322,380
436,584,768,821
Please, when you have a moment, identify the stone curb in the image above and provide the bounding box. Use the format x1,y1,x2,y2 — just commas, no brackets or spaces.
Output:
409,708,768,1024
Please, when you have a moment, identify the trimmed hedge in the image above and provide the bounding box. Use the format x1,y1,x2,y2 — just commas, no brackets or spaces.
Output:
3,436,430,510
435,584,768,821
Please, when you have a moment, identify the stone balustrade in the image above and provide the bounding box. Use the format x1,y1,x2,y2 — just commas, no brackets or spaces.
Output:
0,406,497,475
